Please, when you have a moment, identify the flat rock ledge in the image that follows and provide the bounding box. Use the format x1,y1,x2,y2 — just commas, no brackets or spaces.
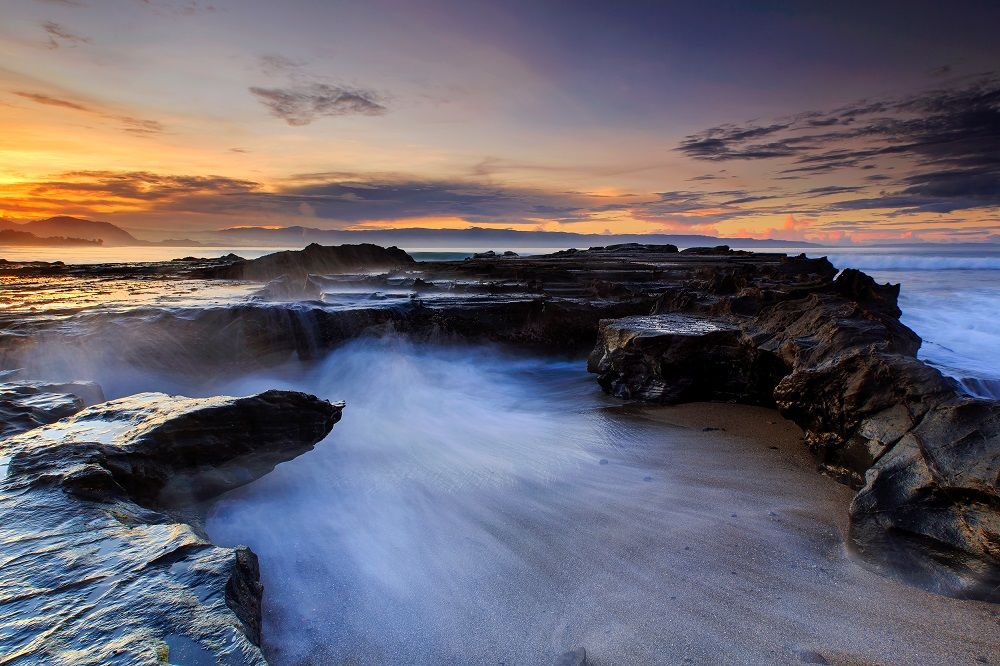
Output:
0,389,341,665
589,264,1000,601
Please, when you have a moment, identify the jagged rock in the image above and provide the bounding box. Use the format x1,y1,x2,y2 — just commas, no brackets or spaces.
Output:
0,389,341,664
196,243,415,281
588,260,1000,600
0,379,105,437
850,397,1000,599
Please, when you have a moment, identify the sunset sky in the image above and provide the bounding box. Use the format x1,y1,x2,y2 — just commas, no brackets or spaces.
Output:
1,0,999,243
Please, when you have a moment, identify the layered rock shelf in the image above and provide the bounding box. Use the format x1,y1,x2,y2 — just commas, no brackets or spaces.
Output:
0,389,341,664
0,242,997,662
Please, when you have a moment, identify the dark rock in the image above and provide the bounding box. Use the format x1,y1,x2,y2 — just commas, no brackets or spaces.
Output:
196,243,414,281
680,245,734,255
588,314,782,405
0,389,341,663
587,254,1000,600
3,241,997,600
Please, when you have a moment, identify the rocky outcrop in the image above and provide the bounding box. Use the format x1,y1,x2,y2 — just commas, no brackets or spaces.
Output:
2,242,996,600
195,243,415,281
0,390,341,664
589,257,1000,600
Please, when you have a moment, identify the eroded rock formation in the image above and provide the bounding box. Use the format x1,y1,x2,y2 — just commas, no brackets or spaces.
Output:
588,255,1000,600
1,242,996,603
195,242,415,281
0,389,341,664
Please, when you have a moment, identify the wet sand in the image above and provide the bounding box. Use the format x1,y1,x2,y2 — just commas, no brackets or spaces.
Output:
203,343,1000,665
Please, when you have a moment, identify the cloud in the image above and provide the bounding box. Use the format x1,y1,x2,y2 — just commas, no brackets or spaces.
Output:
676,75,1000,217
41,21,90,49
258,54,305,76
10,89,164,135
26,171,259,201
13,91,90,111
249,84,386,125
137,1,216,16
801,185,864,197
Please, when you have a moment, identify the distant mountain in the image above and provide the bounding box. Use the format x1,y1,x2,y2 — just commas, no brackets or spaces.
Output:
0,216,140,246
205,225,820,249
0,217,200,247
0,229,102,247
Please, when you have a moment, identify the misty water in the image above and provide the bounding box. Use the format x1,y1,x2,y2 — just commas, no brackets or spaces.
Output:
188,338,993,665
4,244,999,663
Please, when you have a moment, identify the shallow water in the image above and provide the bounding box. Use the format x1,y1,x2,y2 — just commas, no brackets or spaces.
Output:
201,339,999,665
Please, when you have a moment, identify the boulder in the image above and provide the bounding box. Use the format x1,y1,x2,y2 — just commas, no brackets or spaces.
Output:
587,314,779,404
0,389,341,664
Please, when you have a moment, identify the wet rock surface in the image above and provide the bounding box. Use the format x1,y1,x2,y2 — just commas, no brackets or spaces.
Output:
0,389,340,664
0,377,105,437
0,239,996,652
588,256,1000,600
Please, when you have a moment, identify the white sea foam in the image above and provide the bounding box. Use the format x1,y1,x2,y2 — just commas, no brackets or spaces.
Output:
199,339,998,664
824,253,1000,271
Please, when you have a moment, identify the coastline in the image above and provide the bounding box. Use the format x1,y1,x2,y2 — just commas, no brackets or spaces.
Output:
0,244,997,664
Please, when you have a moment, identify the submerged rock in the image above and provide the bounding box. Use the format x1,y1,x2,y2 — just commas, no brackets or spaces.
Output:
0,389,341,664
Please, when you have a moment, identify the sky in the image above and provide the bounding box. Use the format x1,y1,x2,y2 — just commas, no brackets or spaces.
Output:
1,0,998,243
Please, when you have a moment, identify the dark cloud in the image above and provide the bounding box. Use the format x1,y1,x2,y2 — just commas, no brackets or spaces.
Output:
41,21,90,48
266,177,595,223
831,167,1000,214
18,170,607,225
249,84,386,126
678,76,1000,217
802,185,864,196
29,171,259,201
13,91,90,111
679,77,1000,171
